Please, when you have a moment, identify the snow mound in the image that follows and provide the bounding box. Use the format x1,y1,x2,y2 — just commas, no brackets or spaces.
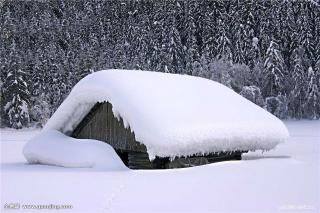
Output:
44,69,289,159
23,130,127,170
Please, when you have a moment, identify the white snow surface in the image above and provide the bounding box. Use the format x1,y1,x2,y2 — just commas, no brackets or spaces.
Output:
44,69,289,158
1,121,319,213
23,130,127,170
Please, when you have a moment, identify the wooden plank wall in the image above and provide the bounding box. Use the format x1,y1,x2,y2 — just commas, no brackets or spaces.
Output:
72,102,246,169
72,102,147,153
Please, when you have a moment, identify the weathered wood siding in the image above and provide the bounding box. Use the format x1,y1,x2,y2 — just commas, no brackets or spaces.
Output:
72,101,246,169
128,152,152,169
72,102,147,152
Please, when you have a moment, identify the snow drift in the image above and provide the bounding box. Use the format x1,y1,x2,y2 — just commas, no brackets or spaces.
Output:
44,69,289,158
23,130,127,170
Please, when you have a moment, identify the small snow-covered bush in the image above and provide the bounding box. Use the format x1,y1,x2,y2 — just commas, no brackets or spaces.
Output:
240,86,265,107
229,63,251,93
265,95,288,119
208,58,232,88
30,94,51,127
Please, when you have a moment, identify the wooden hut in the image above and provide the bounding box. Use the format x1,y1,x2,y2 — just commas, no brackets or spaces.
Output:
44,70,288,169
72,101,245,169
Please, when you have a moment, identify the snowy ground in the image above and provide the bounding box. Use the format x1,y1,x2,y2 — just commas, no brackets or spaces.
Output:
1,121,319,213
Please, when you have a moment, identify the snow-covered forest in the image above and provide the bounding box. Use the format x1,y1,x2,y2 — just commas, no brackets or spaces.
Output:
1,0,319,128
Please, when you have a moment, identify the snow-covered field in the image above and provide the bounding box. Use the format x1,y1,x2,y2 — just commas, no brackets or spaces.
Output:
1,121,319,212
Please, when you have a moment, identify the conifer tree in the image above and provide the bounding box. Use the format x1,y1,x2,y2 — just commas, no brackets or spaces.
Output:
159,0,184,74
3,69,30,128
289,47,307,118
263,40,286,97
304,67,320,119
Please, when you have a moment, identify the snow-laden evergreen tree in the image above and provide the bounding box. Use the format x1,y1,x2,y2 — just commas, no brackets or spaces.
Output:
263,40,286,97
30,93,51,127
304,67,320,119
3,69,30,129
47,69,69,114
315,9,320,69
248,37,261,69
280,1,296,70
185,1,200,75
289,47,307,118
191,61,202,77
258,1,277,60
201,1,219,60
215,19,232,61
229,0,256,65
298,2,317,68
239,0,257,66
133,1,153,70
0,78,4,127
251,59,265,90
158,0,184,74
121,3,138,69
231,22,246,64
148,1,165,72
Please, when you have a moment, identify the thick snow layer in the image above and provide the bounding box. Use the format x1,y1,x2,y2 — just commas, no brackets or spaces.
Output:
1,121,319,212
23,130,127,170
44,70,289,158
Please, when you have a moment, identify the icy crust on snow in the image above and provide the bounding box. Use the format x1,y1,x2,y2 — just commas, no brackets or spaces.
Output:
44,69,289,159
23,130,127,170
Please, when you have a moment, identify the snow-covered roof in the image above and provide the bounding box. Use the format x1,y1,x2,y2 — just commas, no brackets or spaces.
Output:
44,69,289,158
